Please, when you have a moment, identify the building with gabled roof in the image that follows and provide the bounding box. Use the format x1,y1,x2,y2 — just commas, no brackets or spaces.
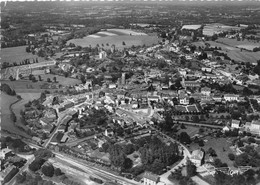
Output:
231,119,240,129
143,171,160,185
190,149,205,167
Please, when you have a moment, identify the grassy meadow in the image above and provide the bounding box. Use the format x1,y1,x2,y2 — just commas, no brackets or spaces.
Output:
0,92,31,138
1,46,45,65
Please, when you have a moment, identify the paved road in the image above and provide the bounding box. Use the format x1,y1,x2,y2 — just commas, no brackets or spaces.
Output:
43,113,68,148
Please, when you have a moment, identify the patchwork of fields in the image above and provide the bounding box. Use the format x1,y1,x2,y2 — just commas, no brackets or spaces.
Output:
203,23,242,37
217,38,260,51
87,29,148,38
68,29,160,49
192,39,260,64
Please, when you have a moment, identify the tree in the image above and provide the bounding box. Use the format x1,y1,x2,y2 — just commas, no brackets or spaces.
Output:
228,153,235,161
10,112,17,123
31,76,37,82
189,97,195,104
34,149,54,159
18,74,23,79
213,158,223,168
248,137,256,143
191,115,200,123
235,153,249,166
53,76,57,83
207,148,217,157
16,172,26,183
179,132,191,144
237,140,244,148
198,139,204,147
26,46,30,53
186,160,197,177
29,74,33,80
180,123,186,129
9,75,15,81
40,92,46,102
199,128,204,134
123,144,135,155
64,72,69,78
124,157,133,169
215,171,230,185
54,168,62,176
29,158,45,172
243,87,253,96
42,164,54,177
122,41,126,45
102,142,110,153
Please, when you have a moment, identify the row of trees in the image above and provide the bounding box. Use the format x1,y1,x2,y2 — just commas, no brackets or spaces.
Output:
105,135,180,175
0,83,16,96
2,137,32,153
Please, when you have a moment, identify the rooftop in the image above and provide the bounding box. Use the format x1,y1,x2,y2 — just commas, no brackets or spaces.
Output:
143,171,159,182
191,149,204,160
252,120,260,126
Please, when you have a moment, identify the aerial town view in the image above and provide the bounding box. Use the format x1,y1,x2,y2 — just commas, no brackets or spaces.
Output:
0,0,260,185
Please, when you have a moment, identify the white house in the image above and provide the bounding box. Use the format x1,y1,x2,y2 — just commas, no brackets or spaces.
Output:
179,97,189,105
222,126,231,133
201,87,211,96
231,119,240,129
245,120,260,135
201,67,212,73
250,120,260,131
190,149,205,167
224,94,239,102
0,147,12,159
108,84,117,89
147,96,160,103
143,171,160,185
99,51,107,59
104,129,114,137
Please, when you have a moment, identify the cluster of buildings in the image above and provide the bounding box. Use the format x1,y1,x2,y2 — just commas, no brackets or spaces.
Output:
0,147,21,184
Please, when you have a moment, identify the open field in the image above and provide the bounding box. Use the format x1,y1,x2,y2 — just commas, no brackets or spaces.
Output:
12,92,41,116
178,125,200,138
220,50,260,64
1,80,47,93
68,29,160,49
203,23,242,36
192,40,260,64
1,46,45,65
88,29,148,38
217,38,260,51
0,92,31,138
192,41,239,51
190,136,234,168
1,74,80,93
40,74,81,86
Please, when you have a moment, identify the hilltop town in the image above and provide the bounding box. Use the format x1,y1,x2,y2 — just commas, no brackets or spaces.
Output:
1,1,260,185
